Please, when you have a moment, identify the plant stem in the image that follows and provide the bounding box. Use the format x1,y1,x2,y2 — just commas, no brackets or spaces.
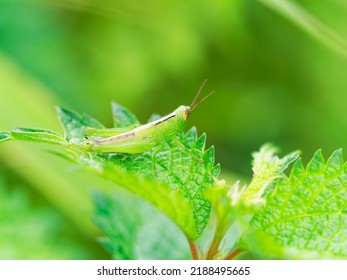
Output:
205,222,223,260
188,240,199,260
224,248,243,260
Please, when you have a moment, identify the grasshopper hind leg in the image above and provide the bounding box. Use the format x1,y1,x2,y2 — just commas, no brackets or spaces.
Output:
150,145,163,176
173,138,204,163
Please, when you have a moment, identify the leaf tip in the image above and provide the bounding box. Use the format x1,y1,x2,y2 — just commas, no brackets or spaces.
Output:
203,145,215,167
195,133,206,151
0,132,13,143
307,149,325,173
326,148,344,175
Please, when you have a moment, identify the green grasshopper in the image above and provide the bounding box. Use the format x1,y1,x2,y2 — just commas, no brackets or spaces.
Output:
85,80,213,154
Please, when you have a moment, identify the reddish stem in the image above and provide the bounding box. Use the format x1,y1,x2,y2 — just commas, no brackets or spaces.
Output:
206,235,222,260
224,248,243,260
205,221,224,260
188,240,199,260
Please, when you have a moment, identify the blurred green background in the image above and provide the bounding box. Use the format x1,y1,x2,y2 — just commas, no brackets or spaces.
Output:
1,0,347,259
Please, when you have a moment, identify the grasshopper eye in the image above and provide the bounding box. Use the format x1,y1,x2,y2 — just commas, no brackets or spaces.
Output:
183,110,190,120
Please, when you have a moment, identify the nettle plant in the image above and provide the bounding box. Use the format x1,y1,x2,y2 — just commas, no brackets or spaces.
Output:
1,99,347,260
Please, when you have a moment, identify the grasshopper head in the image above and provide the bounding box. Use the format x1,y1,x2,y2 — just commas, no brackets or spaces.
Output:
175,105,191,121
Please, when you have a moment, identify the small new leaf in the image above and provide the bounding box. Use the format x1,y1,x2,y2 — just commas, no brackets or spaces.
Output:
241,144,300,208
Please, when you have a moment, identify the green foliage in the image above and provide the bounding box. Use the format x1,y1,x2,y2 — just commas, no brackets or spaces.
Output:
4,101,347,260
111,101,140,128
0,178,95,259
204,145,299,259
11,128,67,145
0,132,12,142
2,0,347,261
93,191,190,259
56,107,104,144
246,149,347,259
3,102,219,244
241,144,300,207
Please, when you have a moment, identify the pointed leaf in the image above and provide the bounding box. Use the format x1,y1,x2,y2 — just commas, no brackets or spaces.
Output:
0,132,12,143
194,133,206,152
147,113,161,123
203,146,215,169
278,150,301,172
288,159,306,184
11,128,67,145
183,127,197,148
112,101,140,128
56,106,104,144
241,144,300,206
326,149,343,178
307,149,325,173
210,164,221,178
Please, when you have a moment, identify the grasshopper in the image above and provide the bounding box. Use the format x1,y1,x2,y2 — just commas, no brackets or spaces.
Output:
85,80,213,154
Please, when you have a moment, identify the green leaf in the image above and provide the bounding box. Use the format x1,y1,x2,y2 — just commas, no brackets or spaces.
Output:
95,128,217,239
194,133,206,152
1,103,219,242
111,101,140,128
11,128,67,145
204,145,300,259
249,149,347,259
98,157,200,239
183,127,198,148
46,149,80,164
203,146,215,169
147,113,161,123
205,180,241,238
241,144,300,207
57,105,220,240
93,191,190,259
0,132,12,142
56,106,104,144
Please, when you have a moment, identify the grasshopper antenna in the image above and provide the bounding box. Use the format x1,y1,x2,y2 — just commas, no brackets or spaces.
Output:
190,79,208,109
191,90,215,111
190,79,215,112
